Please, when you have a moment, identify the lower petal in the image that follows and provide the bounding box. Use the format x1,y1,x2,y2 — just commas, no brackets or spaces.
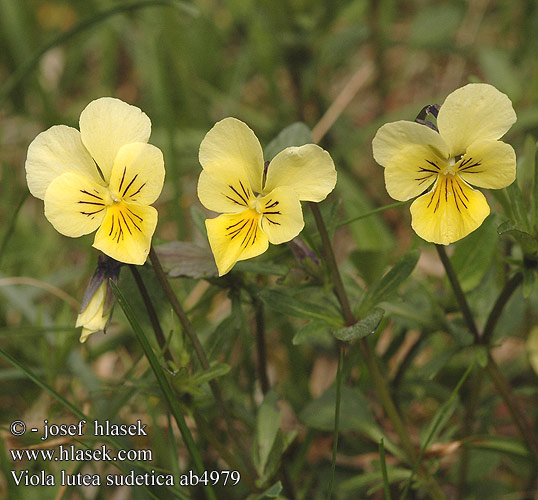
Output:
44,172,108,237
93,203,157,265
410,175,490,245
206,210,269,276
258,186,304,244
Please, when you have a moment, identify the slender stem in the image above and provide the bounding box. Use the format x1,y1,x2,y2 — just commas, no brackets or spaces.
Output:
485,354,538,460
309,203,447,500
326,345,344,500
435,245,479,339
481,272,523,345
253,295,270,394
129,265,175,368
148,246,257,479
336,200,409,229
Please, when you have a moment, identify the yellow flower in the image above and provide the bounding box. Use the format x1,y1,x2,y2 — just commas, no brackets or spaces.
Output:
25,97,165,265
372,83,516,245
197,117,337,276
76,280,110,343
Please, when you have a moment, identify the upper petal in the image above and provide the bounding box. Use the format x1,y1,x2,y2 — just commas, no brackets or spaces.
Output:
44,172,108,237
199,117,264,194
384,144,444,201
258,186,304,244
456,139,516,189
197,161,255,214
109,143,165,205
93,203,157,265
79,97,151,181
26,125,103,199
263,144,337,202
437,83,516,156
373,121,449,168
410,175,490,245
205,210,269,276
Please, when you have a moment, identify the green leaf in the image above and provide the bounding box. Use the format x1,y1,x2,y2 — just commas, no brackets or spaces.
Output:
259,289,342,326
189,362,230,387
465,436,530,459
247,481,283,500
533,136,538,228
359,250,420,316
506,182,530,232
155,241,217,279
451,215,497,292
300,386,404,460
264,122,313,161
292,321,332,346
190,205,208,240
255,391,281,475
497,220,538,256
523,267,536,298
333,307,384,342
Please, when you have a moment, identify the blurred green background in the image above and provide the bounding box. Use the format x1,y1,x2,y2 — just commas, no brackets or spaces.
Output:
1,0,538,499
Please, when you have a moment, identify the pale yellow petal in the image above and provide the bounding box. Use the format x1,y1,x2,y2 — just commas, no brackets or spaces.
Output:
76,281,109,342
372,121,449,168
410,175,490,245
79,97,151,181
108,143,165,205
93,203,157,265
437,83,516,156
199,117,264,194
257,187,304,244
197,161,255,213
44,172,108,237
26,125,103,199
384,145,445,201
263,144,337,202
457,139,516,189
206,210,269,276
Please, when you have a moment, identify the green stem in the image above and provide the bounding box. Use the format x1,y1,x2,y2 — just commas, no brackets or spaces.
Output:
148,246,257,480
309,203,447,500
481,272,523,345
435,245,479,339
129,265,175,368
253,295,270,394
336,200,409,228
110,281,216,500
0,191,28,268
326,345,344,500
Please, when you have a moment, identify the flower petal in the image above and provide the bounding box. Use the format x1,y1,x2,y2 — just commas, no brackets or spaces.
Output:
93,203,157,265
197,161,255,213
258,186,304,244
76,281,108,343
263,144,337,202
199,117,264,194
108,143,165,205
205,210,269,276
410,175,490,245
372,121,449,168
79,97,151,181
26,125,103,199
384,145,445,201
437,83,516,156
44,172,108,237
456,139,516,189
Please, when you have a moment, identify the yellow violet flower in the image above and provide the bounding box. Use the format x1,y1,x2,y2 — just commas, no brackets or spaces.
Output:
198,117,337,276
76,280,110,343
372,83,516,245
25,97,165,265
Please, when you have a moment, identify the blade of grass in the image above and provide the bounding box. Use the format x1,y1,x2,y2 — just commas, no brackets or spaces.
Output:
0,192,28,268
110,281,217,500
336,200,409,228
379,438,392,500
0,0,198,106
